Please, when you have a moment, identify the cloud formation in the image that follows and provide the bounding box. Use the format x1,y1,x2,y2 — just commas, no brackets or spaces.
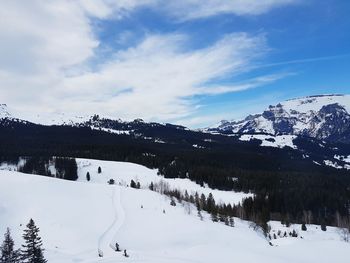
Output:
0,0,296,125
163,0,299,20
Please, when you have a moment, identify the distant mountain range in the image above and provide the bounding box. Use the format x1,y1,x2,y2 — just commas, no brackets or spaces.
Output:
206,94,350,144
1,94,350,174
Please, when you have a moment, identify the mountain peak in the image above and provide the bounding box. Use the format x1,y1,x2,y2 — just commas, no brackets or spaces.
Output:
0,104,11,119
208,94,350,143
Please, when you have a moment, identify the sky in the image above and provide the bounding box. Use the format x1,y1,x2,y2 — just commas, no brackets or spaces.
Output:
0,0,349,127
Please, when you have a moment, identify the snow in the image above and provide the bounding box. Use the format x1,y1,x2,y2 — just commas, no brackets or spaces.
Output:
324,160,343,169
0,164,348,263
76,158,252,205
254,116,275,134
192,144,205,149
211,94,350,138
91,126,131,135
282,94,350,114
335,154,350,163
154,138,166,143
239,134,297,149
0,104,11,119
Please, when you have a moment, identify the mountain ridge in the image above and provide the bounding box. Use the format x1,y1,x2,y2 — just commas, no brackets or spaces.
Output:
207,94,350,144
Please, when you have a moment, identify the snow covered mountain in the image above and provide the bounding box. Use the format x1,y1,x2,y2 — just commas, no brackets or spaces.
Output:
208,94,350,144
0,104,11,119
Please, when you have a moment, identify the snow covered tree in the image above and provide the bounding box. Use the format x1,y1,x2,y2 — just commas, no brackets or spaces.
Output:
0,228,19,263
86,172,90,181
21,219,47,263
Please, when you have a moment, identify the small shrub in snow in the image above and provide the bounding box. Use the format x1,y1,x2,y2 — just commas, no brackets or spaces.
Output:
108,179,115,185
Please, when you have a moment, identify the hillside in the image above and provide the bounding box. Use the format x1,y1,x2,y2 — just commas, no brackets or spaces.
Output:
0,159,349,263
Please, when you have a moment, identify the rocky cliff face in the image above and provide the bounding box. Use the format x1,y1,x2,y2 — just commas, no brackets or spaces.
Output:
208,95,350,144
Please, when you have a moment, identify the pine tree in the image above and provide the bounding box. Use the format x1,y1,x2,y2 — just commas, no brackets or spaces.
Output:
206,193,215,213
130,180,136,188
229,216,235,227
21,219,47,263
0,228,19,263
86,172,90,181
301,223,307,231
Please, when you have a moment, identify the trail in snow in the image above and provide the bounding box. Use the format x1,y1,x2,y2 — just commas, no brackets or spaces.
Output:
97,185,125,258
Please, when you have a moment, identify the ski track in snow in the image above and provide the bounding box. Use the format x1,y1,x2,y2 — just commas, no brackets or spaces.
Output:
95,185,125,260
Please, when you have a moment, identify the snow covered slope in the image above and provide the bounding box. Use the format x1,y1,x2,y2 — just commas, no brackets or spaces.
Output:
76,158,252,205
208,94,350,143
0,159,349,263
239,134,298,149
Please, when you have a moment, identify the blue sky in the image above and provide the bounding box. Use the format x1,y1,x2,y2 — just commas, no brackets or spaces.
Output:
1,0,350,127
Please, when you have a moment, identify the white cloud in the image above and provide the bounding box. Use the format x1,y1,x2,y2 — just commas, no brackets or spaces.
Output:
0,0,295,125
163,0,299,21
54,33,268,121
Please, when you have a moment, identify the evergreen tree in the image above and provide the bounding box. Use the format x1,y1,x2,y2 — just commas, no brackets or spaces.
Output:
207,193,215,213
0,228,19,263
211,212,218,222
130,180,136,188
229,217,235,227
98,167,102,174
149,182,154,191
301,223,307,231
86,172,90,181
21,219,47,263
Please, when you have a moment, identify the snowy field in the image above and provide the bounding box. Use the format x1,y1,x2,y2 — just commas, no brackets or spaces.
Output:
0,159,349,263
239,134,297,149
76,158,253,205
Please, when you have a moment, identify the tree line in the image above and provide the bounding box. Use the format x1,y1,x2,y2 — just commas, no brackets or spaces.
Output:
16,157,78,181
1,121,349,230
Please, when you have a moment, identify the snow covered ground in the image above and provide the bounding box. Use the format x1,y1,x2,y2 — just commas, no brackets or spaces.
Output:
0,159,349,263
76,158,252,205
239,134,297,149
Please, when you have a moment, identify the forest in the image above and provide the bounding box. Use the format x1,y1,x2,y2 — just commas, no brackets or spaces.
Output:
0,119,349,229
